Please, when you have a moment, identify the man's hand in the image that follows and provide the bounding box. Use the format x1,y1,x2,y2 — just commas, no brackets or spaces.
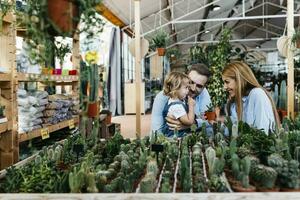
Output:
166,115,190,130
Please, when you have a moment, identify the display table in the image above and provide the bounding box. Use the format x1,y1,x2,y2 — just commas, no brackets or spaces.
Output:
0,193,299,199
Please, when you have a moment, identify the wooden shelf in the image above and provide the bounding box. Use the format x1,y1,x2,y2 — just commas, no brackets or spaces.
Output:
0,121,9,134
17,73,79,82
0,73,11,81
1,12,14,23
18,116,79,143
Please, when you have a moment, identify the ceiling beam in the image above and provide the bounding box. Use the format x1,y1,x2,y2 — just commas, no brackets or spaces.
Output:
96,3,133,36
197,0,213,41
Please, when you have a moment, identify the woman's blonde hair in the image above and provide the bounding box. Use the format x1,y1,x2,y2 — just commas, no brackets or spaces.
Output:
163,71,190,98
222,61,280,127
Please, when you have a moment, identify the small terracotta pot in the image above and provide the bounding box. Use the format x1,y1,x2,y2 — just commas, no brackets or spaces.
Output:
157,48,166,56
205,111,216,121
87,102,98,118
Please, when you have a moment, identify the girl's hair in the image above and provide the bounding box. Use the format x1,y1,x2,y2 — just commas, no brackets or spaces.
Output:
222,61,280,127
163,71,190,98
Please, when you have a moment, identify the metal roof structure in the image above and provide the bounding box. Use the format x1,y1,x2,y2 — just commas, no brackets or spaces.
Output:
102,0,300,55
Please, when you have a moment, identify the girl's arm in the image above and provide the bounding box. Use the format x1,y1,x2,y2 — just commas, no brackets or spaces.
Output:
179,106,195,125
179,96,195,125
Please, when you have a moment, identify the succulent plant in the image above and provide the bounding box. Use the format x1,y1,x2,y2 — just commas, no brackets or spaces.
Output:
34,155,42,165
237,146,251,158
205,147,216,177
208,175,229,192
86,173,98,193
121,159,130,174
147,160,158,176
69,168,85,193
160,181,171,193
278,160,300,189
240,156,251,188
140,174,156,193
193,175,207,192
294,146,300,163
252,164,277,189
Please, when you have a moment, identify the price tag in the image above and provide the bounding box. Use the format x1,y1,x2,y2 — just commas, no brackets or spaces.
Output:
41,128,49,140
69,119,75,129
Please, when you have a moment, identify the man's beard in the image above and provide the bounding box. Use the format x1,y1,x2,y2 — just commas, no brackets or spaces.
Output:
189,90,200,98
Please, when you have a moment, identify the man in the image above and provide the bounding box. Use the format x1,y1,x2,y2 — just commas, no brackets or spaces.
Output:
151,63,211,133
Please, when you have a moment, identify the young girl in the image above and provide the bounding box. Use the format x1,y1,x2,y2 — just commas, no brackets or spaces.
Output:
162,71,195,137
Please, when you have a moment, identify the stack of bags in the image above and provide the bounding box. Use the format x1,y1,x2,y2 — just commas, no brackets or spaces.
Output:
43,94,73,125
17,89,48,133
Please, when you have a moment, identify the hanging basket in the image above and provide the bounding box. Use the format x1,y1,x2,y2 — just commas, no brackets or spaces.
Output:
157,48,166,56
47,0,79,36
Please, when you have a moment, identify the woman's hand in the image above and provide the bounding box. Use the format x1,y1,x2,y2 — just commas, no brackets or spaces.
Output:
165,115,189,130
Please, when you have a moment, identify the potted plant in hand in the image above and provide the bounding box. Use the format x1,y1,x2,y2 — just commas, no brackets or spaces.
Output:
205,103,216,121
85,51,99,118
292,28,300,49
150,29,169,56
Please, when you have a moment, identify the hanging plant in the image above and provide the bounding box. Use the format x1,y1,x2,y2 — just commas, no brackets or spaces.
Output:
166,47,181,63
150,29,169,56
23,0,105,66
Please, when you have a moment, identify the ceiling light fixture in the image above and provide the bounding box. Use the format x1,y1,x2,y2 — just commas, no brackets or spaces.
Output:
205,30,210,33
256,45,260,49
212,5,221,11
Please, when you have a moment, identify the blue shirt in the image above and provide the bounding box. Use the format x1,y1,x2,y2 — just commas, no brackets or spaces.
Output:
230,88,276,134
151,88,212,133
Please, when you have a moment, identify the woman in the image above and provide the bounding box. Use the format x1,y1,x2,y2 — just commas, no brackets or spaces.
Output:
222,61,280,134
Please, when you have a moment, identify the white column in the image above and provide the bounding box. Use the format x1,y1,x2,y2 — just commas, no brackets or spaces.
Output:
287,0,295,119
134,0,141,138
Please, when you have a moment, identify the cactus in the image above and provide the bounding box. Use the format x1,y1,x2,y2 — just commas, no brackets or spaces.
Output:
121,159,130,173
160,181,171,193
252,164,277,189
268,153,284,169
278,160,300,189
47,148,55,161
240,156,251,188
294,146,300,163
231,153,240,179
86,173,98,193
205,147,216,177
69,168,85,193
34,155,42,165
147,160,158,176
237,146,251,158
140,174,156,193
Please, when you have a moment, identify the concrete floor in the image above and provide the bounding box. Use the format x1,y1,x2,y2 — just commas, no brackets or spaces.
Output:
111,114,151,139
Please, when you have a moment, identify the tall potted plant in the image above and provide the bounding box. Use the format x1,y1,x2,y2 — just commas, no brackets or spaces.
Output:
150,29,169,56
206,28,232,117
85,51,99,118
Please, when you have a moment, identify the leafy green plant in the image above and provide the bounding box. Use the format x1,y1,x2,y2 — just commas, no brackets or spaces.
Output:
150,29,169,49
292,28,300,47
207,28,232,107
206,103,215,112
166,47,181,61
55,40,71,67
